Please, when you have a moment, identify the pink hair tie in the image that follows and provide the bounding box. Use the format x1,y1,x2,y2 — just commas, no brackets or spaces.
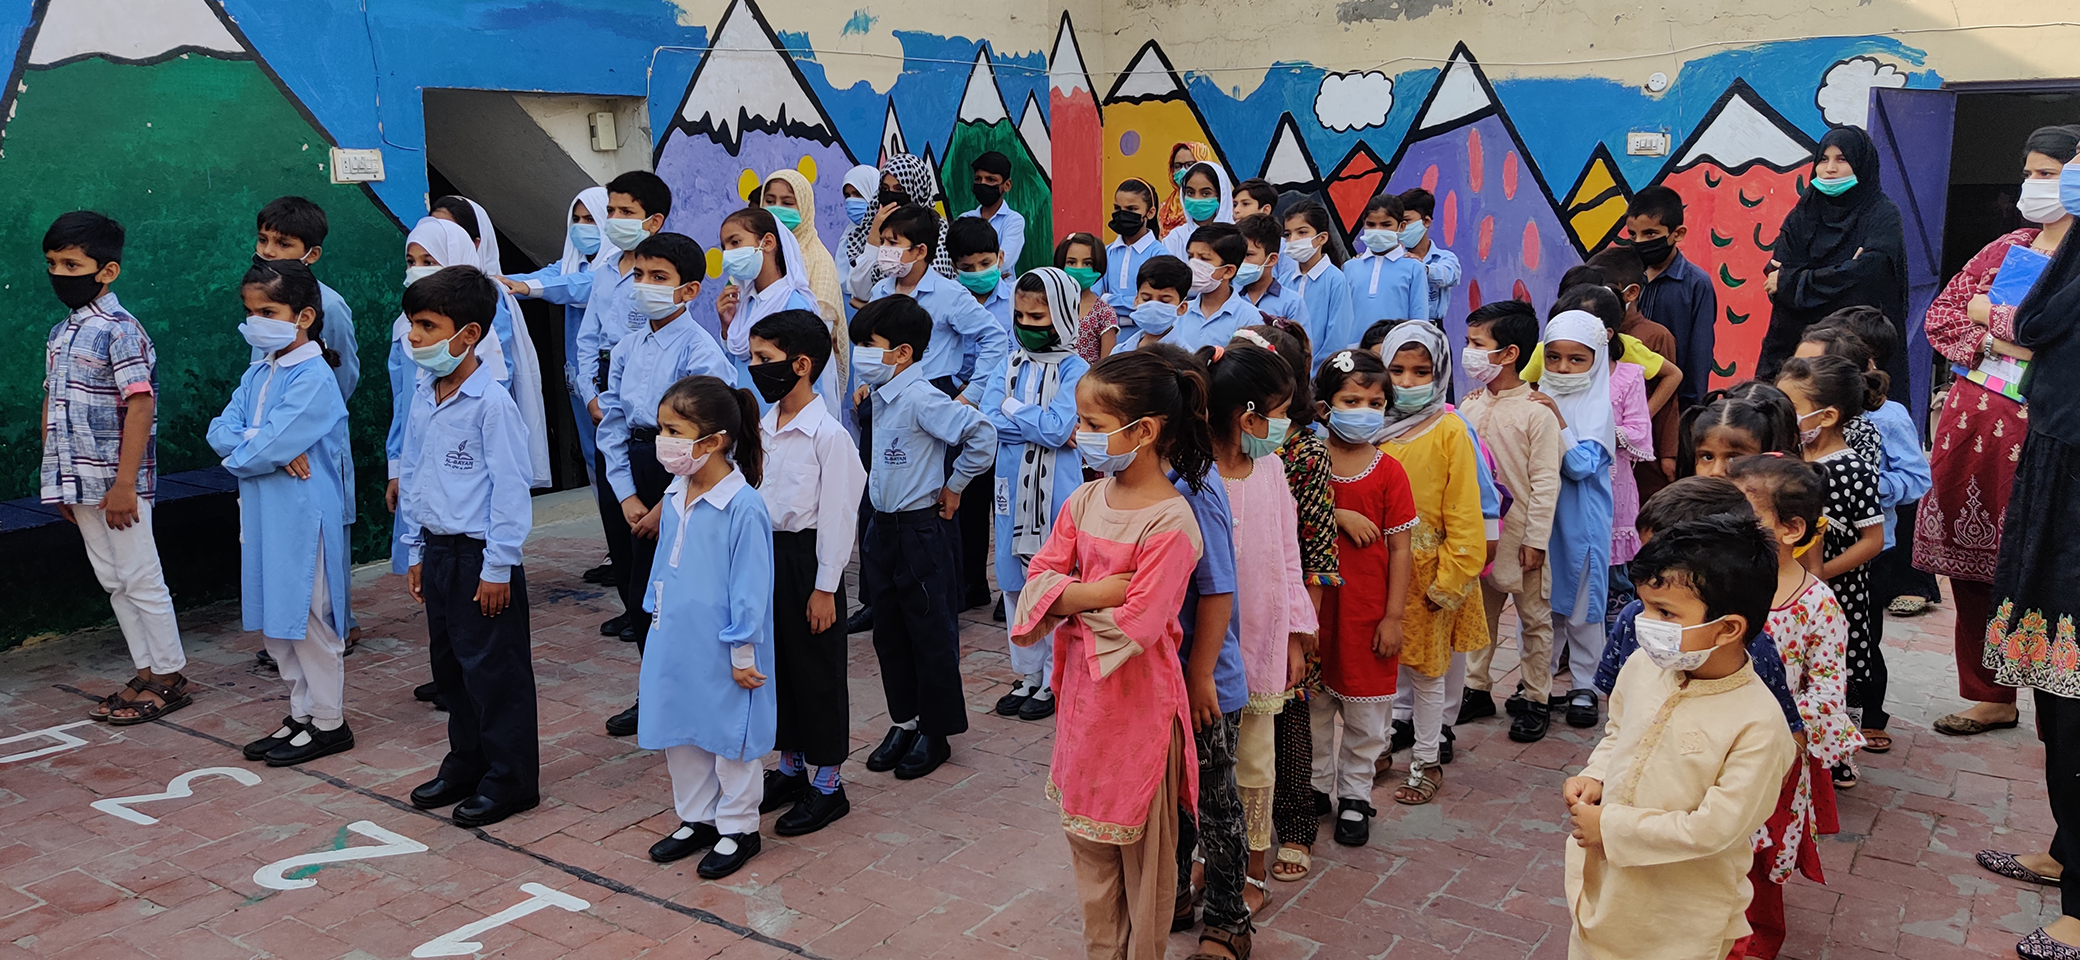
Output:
1209,344,1226,362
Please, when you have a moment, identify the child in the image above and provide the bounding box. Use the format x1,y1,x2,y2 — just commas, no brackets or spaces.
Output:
501,187,610,468
598,233,736,736
714,206,824,411
1230,177,1278,221
949,216,1014,328
1563,515,1799,960
637,375,775,881
1395,188,1462,323
980,268,1088,721
866,205,1010,406
850,295,997,779
1162,161,1234,259
255,197,359,398
389,266,539,820
1727,454,1861,960
1775,355,1888,782
1200,338,1312,903
1170,223,1261,351
1586,246,1684,493
1623,184,1719,408
1010,350,1210,960
1369,326,1489,805
1280,201,1353,366
945,215,1010,611
961,150,1026,275
1055,233,1120,361
1678,383,1802,479
1550,281,1656,613
1310,349,1416,841
1339,195,1428,351
209,259,352,765
1101,178,1165,318
1233,214,1302,322
1456,302,1563,742
43,212,190,726
1113,254,1192,354
749,310,867,836
1538,303,1619,729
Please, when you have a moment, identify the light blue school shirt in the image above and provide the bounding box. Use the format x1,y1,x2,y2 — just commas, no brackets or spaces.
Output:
1100,230,1164,320
395,359,534,583
977,351,1088,590
960,278,1015,385
866,363,997,513
385,297,518,474
638,469,777,760
870,268,1009,404
1868,400,1931,549
1242,276,1303,323
1418,245,1463,323
250,281,358,400
1174,470,1247,714
573,250,639,404
511,256,601,466
1549,428,1615,622
206,342,351,641
1340,250,1429,350
1288,255,1354,367
599,310,737,502
961,203,1027,277
1167,291,1262,353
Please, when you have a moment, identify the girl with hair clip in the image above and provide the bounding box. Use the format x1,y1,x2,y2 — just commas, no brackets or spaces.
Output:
1677,382,1804,480
638,375,776,881
1775,355,1887,787
1200,334,1314,907
209,258,354,764
1011,350,1216,960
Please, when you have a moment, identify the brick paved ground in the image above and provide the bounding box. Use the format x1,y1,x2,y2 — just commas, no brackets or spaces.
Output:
0,491,2060,959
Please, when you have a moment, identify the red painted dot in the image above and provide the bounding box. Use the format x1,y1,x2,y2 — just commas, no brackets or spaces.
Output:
1421,165,1439,193
1513,279,1532,302
1503,151,1520,200
1478,215,1495,261
1468,129,1485,194
1522,219,1541,270
1466,278,1483,311
1440,190,1459,246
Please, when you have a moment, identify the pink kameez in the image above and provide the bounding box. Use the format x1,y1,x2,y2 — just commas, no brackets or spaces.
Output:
1610,361,1655,564
1225,455,1318,712
1012,480,1204,843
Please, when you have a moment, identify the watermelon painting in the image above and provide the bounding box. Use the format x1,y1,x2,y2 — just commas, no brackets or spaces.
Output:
940,47,1053,276
1653,80,1817,388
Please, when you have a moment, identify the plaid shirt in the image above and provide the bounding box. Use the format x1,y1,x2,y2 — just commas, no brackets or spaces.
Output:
42,292,157,504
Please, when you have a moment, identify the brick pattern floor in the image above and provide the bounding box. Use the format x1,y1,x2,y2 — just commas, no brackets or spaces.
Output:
0,504,2061,959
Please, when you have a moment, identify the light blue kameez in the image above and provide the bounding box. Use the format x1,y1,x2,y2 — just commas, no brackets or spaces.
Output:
508,259,599,464
1548,436,1614,622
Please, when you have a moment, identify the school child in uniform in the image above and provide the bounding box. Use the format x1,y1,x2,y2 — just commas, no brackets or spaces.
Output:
638,376,776,880
1455,301,1563,742
1536,296,1621,730
849,295,997,779
1230,177,1278,222
946,216,1011,611
1162,161,1235,260
1775,355,1888,788
1308,349,1415,846
1586,247,1685,496
598,233,737,736
1169,223,1262,352
1562,516,1799,960
960,150,1026,276
1395,188,1462,324
1281,201,1354,365
1369,325,1489,806
1113,255,1193,354
210,259,353,765
390,266,540,824
713,206,825,410
1200,337,1313,908
502,187,612,464
1055,233,1120,361
1727,454,1861,960
867,205,1011,406
747,310,866,835
1010,350,1212,960
1339,196,1428,352
1102,178,1166,323
44,213,191,726
255,197,359,398
980,268,1088,721
1624,185,1719,408
1233,214,1302,322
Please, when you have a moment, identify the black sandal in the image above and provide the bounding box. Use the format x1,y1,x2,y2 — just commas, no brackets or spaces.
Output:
88,676,147,721
106,675,193,726
1187,924,1252,960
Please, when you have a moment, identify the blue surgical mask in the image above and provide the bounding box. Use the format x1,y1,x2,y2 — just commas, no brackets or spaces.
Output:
1240,406,1289,459
1076,418,1146,474
568,222,601,255
845,197,872,224
1131,300,1179,337
1360,229,1397,254
1232,262,1265,287
1327,407,1385,444
1810,175,1858,197
721,245,764,283
853,346,895,386
603,216,651,250
1399,220,1427,249
1392,383,1435,413
2059,163,2080,224
409,335,467,377
766,205,802,231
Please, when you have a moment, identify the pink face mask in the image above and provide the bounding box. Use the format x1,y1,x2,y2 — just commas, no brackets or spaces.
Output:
877,244,914,280
1187,257,1221,295
655,434,718,476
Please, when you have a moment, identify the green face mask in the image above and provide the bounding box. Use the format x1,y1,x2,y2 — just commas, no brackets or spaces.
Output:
1810,175,1858,197
1065,266,1102,290
1015,324,1061,352
1182,197,1219,222
1173,167,1189,185
765,205,803,230
957,268,1000,295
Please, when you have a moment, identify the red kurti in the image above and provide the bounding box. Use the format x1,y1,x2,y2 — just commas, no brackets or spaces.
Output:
1319,450,1419,701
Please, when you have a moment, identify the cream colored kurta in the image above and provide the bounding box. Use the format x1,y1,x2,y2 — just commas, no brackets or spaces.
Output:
1564,651,1798,960
1457,383,1562,597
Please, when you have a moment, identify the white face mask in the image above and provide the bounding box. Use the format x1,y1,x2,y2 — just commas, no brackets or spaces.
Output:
1461,345,1505,385
240,316,301,352
1187,258,1222,295
632,282,682,321
603,216,651,250
2019,178,2067,224
1540,369,1593,396
655,434,716,477
403,264,441,287
1633,613,1729,672
1282,236,1322,266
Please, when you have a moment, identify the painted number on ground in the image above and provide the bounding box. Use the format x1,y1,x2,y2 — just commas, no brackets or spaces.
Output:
411,883,591,957
253,819,428,891
91,766,262,825
0,721,95,764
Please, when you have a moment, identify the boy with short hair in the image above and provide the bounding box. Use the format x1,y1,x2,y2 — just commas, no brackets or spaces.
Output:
579,170,674,643
1624,185,1717,407
849,295,996,780
925,214,1006,610
1231,177,1278,221
960,150,1025,276
1169,222,1262,351
255,197,359,398
1112,254,1193,353
597,232,735,736
1233,213,1301,321
43,211,191,726
1587,246,1684,493
1396,188,1462,323
1563,514,1798,960
750,309,868,836
1456,301,1562,742
867,205,1010,407
396,266,540,828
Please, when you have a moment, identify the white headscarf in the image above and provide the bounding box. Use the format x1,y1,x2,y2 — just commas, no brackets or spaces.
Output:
1540,310,1615,459
392,217,488,345
1162,161,1236,259
462,198,552,486
1375,319,1451,442
556,186,619,277
1007,267,1082,560
730,215,818,359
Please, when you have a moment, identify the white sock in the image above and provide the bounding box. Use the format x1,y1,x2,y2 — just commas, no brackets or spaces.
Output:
896,717,919,731
269,721,296,739
311,716,343,732
712,836,739,856
1008,680,1034,697
671,824,699,840
1339,808,1364,821
1030,687,1054,702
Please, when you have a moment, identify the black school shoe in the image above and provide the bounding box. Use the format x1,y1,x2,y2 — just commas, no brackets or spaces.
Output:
413,681,441,703
410,777,477,809
895,734,952,780
452,793,539,828
865,726,918,772
698,832,762,880
1017,691,1056,721
242,717,306,761
994,685,1033,717
1509,702,1551,743
1311,788,1332,817
255,648,277,669
650,821,720,863
1333,798,1376,847
775,786,851,836
760,770,807,814
581,562,615,585
844,605,875,635
992,597,1006,623
1459,689,1496,722
264,721,354,767
600,613,631,637
1389,718,1414,755
605,703,639,737
1438,725,1455,765
1565,690,1599,729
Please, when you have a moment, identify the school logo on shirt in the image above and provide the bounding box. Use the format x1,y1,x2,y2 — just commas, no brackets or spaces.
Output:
881,441,907,467
444,438,477,472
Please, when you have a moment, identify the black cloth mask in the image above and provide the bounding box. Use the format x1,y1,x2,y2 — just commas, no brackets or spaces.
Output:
972,182,1004,208
748,359,802,404
49,272,102,310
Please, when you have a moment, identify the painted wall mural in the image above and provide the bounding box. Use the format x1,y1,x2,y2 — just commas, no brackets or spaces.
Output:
0,0,1950,563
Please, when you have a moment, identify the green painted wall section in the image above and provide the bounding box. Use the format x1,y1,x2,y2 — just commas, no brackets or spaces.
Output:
939,119,1054,276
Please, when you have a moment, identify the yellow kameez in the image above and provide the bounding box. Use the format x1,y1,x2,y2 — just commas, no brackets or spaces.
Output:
1380,412,1491,677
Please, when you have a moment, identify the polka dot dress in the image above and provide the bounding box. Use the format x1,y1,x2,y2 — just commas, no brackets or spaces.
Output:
1815,449,1884,688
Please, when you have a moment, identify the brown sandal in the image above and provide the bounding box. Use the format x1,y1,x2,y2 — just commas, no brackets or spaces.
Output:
1394,759,1442,805
106,675,193,726
88,676,148,721
1271,844,1311,882
1859,728,1894,754
1188,925,1252,960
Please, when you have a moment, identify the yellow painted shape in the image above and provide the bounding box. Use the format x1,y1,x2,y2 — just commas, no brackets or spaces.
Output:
1570,196,1628,246
705,247,725,279
1569,160,1617,206
1100,98,1215,239
798,155,819,181
737,168,761,202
